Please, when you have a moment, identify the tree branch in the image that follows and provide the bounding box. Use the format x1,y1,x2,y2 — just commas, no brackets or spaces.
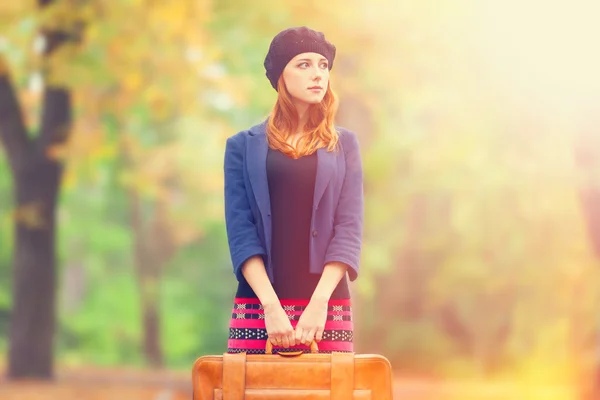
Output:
35,0,82,156
36,82,71,156
0,57,31,174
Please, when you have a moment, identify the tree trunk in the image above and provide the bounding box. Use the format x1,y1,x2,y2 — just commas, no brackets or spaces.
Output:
129,189,165,368
4,89,70,380
0,0,74,379
8,151,62,379
139,275,163,367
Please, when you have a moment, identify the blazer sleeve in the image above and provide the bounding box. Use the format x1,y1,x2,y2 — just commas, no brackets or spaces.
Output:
224,135,267,282
324,130,364,281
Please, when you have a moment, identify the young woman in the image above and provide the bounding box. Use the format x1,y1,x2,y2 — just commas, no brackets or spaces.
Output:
223,26,363,354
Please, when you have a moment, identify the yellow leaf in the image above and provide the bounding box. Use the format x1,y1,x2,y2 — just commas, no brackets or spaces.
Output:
124,72,142,91
11,201,47,230
46,143,68,161
0,55,10,77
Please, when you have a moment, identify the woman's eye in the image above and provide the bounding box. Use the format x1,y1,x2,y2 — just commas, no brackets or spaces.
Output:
299,62,309,68
320,63,328,69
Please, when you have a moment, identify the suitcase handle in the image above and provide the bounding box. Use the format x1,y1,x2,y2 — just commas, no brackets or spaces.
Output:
265,340,319,356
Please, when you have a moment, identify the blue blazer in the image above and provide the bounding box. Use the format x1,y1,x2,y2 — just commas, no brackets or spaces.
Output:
223,120,363,284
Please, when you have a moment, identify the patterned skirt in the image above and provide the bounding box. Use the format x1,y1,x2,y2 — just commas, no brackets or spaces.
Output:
227,297,353,354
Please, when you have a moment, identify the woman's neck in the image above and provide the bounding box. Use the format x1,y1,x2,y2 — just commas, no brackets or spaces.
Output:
294,102,310,135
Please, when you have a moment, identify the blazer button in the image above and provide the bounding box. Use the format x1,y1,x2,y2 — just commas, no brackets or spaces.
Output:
312,230,318,237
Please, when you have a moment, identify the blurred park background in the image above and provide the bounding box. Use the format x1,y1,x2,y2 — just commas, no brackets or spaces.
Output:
1,0,600,399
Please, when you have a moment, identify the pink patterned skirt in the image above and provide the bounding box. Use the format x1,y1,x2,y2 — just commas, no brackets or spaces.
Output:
227,297,354,354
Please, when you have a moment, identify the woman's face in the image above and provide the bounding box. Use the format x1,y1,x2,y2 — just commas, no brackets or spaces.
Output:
282,52,329,107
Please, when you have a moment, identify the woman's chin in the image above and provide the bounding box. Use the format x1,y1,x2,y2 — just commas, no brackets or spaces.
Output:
302,97,325,105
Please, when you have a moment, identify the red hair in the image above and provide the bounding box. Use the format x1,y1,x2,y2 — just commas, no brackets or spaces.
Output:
266,76,339,158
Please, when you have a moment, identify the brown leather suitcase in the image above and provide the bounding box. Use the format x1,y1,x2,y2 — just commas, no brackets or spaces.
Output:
192,341,393,399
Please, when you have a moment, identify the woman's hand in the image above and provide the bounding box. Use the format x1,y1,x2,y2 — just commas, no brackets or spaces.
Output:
263,303,295,348
295,298,328,345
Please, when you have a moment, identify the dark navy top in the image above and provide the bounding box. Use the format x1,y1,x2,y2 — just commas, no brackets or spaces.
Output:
235,147,350,299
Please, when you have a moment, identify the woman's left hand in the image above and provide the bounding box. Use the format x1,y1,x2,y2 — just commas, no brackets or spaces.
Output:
295,298,328,345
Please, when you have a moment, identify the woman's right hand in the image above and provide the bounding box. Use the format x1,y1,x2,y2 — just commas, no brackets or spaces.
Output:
263,303,295,348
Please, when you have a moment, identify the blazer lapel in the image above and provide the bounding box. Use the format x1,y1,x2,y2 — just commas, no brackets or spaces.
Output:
246,129,270,220
313,147,335,208
246,123,335,217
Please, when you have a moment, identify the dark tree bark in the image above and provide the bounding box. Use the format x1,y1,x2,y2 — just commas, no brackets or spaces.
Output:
128,189,176,368
0,0,74,379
